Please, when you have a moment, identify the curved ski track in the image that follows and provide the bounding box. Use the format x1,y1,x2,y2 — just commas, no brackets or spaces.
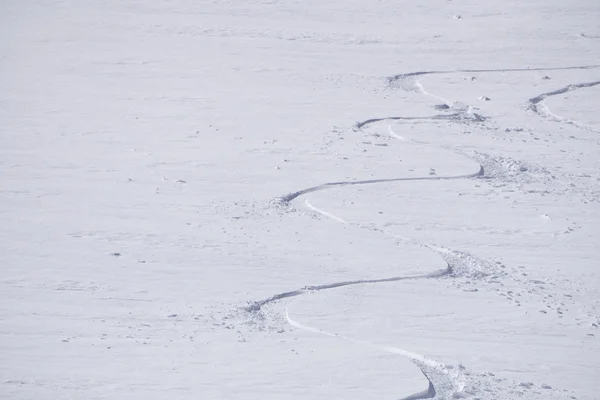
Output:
388,65,600,134
528,80,600,132
387,64,600,84
242,65,599,400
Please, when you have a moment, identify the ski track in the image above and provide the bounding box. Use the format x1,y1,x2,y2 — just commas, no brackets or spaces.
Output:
580,33,600,40
388,124,406,141
388,64,600,134
279,167,484,204
355,112,486,130
528,81,600,132
285,307,446,400
387,64,600,84
237,66,598,399
247,148,483,398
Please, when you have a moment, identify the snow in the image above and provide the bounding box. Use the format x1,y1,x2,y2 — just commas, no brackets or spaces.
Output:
1,1,599,399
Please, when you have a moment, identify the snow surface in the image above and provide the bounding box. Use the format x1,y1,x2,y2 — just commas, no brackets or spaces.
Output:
1,1,599,399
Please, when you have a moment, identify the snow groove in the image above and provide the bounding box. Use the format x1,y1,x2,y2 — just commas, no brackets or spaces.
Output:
580,33,600,40
355,112,486,130
387,64,600,85
279,165,483,204
246,157,483,398
245,265,452,312
284,308,452,400
528,80,600,131
238,67,599,399
388,65,600,134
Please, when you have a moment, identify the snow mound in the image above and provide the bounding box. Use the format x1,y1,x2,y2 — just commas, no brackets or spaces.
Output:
431,246,504,281
473,151,599,202
473,152,551,183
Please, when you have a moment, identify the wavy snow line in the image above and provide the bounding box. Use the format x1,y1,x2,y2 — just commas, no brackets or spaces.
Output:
387,64,600,84
246,263,452,311
286,306,438,366
356,112,486,129
246,156,482,398
305,199,348,223
245,67,597,398
280,165,483,204
262,66,598,399
302,199,499,281
389,65,600,134
247,116,484,397
284,307,444,400
355,114,459,129
528,80,600,132
355,105,485,129
415,80,452,105
277,200,467,399
388,124,407,140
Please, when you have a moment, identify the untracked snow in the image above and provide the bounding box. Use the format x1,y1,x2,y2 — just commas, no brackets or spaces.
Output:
1,1,599,399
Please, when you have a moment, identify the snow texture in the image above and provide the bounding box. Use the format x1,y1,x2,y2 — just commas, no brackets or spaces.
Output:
1,1,599,399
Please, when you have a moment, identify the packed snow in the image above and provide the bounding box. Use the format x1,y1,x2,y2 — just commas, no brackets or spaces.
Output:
1,1,599,399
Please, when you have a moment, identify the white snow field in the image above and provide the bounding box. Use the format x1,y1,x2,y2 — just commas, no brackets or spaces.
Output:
1,1,599,399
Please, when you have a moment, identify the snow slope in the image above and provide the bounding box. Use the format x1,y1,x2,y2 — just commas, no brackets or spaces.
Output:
1,1,599,399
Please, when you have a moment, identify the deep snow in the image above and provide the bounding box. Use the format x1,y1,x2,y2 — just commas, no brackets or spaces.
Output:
1,1,599,399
